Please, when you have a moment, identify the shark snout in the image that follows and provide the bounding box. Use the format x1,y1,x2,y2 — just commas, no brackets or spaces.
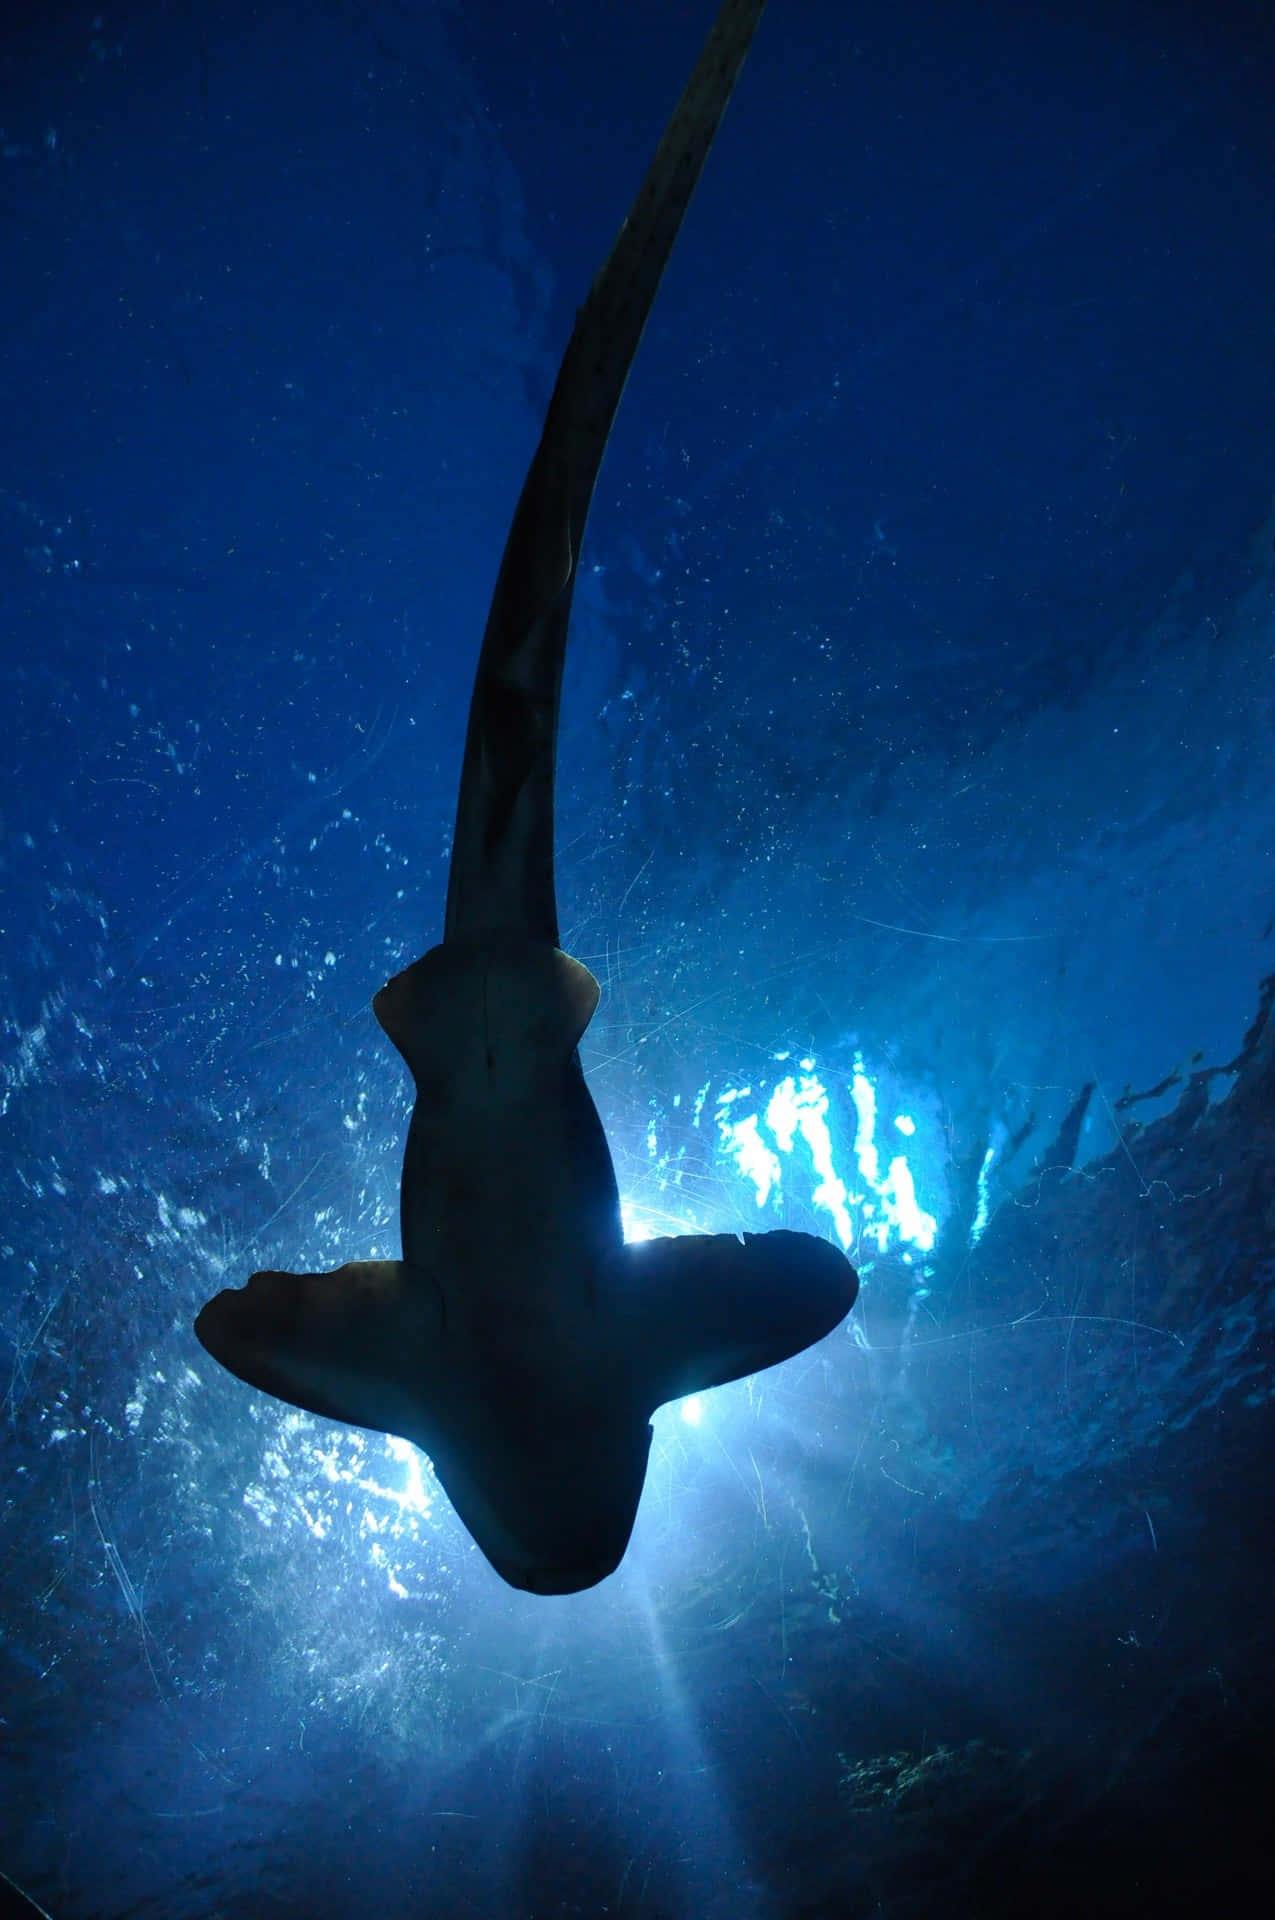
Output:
429,1397,654,1598
496,1552,626,1597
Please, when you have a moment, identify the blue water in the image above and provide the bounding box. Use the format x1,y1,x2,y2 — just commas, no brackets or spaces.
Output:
2,0,1273,1914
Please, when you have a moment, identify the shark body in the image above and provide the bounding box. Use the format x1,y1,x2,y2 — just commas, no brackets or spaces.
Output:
195,0,858,1595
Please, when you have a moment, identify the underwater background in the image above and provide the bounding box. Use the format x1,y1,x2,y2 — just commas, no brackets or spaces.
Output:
2,0,1273,1914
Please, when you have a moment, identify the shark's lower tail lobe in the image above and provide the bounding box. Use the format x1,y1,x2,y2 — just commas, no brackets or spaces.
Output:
443,0,767,948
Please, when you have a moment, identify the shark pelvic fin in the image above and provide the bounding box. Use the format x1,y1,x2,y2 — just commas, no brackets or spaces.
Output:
372,934,600,1100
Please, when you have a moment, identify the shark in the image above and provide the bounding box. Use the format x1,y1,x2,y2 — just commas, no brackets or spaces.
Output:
194,0,858,1595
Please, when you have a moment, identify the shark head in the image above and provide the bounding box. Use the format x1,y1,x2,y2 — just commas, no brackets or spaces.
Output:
195,1217,856,1594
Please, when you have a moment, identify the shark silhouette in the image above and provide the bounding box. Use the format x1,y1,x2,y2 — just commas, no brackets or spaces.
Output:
195,0,858,1595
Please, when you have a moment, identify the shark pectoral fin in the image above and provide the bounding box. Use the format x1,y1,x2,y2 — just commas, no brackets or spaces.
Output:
373,937,600,1096
194,1259,445,1445
618,1229,858,1411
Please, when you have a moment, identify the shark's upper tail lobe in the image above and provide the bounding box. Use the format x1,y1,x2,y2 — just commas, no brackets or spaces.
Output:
443,0,768,948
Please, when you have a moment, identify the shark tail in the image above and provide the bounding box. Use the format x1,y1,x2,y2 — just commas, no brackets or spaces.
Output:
444,0,768,946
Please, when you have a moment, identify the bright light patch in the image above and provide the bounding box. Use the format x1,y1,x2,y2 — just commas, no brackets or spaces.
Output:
972,1142,996,1243
382,1433,432,1515
237,1418,442,1597
766,1075,855,1249
716,1097,783,1209
883,1154,936,1253
712,1051,938,1260
680,1396,704,1428
620,1201,657,1243
850,1064,880,1185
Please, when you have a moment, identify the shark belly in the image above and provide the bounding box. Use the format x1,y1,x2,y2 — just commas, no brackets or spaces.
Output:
373,932,652,1592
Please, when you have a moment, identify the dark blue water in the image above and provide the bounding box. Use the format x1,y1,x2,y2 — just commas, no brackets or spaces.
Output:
2,1,1272,1914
